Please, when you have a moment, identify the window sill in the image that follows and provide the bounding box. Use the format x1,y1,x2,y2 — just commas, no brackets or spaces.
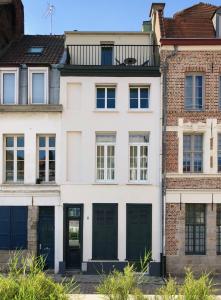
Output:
0,104,63,112
126,182,150,185
127,109,153,113
93,109,119,113
93,182,118,185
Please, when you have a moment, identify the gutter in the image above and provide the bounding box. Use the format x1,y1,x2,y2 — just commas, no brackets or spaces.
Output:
161,45,178,277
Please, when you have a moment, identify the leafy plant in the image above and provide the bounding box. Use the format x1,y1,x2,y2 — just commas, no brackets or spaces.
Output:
180,269,215,300
156,269,215,300
97,252,151,300
0,252,79,300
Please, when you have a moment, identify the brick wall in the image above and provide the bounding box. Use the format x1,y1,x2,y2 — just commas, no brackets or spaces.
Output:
166,203,220,276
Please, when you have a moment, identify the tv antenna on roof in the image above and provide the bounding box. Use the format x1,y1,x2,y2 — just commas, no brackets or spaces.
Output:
44,1,55,35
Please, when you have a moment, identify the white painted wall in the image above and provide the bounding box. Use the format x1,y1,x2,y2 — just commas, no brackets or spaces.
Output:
57,75,162,272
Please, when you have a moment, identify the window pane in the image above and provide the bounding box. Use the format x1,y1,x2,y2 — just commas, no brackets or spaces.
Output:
17,150,24,161
49,137,55,148
195,76,203,109
218,134,221,172
96,88,105,108
107,88,115,109
39,137,46,147
96,134,116,143
6,137,14,147
185,76,193,110
3,73,15,104
17,137,24,148
49,150,55,161
39,150,46,160
140,88,149,109
6,150,13,160
130,88,138,109
32,73,45,104
129,133,149,143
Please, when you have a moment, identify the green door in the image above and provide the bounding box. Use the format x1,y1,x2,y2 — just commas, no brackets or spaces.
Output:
93,204,118,260
126,204,152,261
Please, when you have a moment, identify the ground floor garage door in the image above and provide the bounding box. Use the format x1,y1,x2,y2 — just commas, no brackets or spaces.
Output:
126,204,152,261
92,204,118,260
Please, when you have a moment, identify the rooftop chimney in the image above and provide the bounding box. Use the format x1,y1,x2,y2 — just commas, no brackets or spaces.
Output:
149,3,165,17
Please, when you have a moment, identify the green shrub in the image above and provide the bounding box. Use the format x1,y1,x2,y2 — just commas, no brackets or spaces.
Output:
180,269,215,300
156,269,215,300
97,251,151,300
0,252,78,300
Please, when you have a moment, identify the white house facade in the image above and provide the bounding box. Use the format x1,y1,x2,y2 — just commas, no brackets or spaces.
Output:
55,30,162,275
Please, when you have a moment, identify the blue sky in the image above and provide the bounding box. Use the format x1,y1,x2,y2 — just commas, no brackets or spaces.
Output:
23,0,221,35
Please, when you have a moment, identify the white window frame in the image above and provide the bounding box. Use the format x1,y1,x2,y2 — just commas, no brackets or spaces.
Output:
129,133,149,183
129,85,150,111
185,73,204,111
4,135,24,183
95,85,116,110
37,135,56,183
96,133,116,183
28,67,49,104
0,68,19,105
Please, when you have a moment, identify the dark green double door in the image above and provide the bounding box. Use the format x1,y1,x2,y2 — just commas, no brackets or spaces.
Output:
127,204,152,261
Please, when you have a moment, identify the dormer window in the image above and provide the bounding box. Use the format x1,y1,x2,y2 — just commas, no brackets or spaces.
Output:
28,67,48,104
27,47,44,55
213,9,221,38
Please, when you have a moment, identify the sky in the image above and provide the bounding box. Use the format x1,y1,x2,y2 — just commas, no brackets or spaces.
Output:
22,0,221,35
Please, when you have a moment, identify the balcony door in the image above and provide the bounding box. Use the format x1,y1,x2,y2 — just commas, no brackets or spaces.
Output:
101,46,113,65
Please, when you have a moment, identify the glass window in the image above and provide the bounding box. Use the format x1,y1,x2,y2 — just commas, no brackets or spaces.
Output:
130,87,149,109
183,134,203,173
185,204,206,255
32,73,45,104
185,75,204,110
96,133,116,182
5,135,24,182
129,133,149,182
3,73,15,104
38,135,56,182
96,87,116,109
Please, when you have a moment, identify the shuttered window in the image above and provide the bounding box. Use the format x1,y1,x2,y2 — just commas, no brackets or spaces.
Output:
0,207,27,250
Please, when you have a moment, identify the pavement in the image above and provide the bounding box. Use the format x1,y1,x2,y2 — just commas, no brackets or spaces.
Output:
54,274,165,294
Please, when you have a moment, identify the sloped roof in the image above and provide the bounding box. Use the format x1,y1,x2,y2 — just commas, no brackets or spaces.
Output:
0,34,64,65
161,2,219,38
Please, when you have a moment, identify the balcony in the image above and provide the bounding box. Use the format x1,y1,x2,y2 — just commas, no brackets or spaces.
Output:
61,45,160,77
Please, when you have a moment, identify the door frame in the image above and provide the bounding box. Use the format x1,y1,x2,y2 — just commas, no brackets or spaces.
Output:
63,204,84,269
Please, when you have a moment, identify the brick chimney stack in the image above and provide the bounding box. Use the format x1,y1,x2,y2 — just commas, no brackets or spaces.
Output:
0,0,24,52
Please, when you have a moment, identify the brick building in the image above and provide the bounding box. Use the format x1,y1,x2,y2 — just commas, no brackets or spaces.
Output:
152,2,221,275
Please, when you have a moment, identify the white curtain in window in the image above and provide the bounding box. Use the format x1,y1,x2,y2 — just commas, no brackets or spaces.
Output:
3,73,15,104
32,73,45,104
129,133,149,143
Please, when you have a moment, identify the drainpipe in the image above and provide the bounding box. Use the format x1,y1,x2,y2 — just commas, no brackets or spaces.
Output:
161,45,178,277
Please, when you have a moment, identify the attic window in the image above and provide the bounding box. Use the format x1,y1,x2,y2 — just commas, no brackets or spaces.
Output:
27,47,44,55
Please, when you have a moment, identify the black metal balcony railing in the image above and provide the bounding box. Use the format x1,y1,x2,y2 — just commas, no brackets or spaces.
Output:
67,45,160,67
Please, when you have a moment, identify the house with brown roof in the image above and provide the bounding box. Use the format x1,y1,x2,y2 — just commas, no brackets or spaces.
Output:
0,0,66,270
151,2,221,275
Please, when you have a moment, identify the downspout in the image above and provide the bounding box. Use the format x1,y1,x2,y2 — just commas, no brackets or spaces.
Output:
161,45,178,277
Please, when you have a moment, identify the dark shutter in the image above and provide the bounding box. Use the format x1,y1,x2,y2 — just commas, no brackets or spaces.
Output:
0,207,10,249
0,206,27,250
93,204,118,260
127,204,152,261
11,207,28,249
